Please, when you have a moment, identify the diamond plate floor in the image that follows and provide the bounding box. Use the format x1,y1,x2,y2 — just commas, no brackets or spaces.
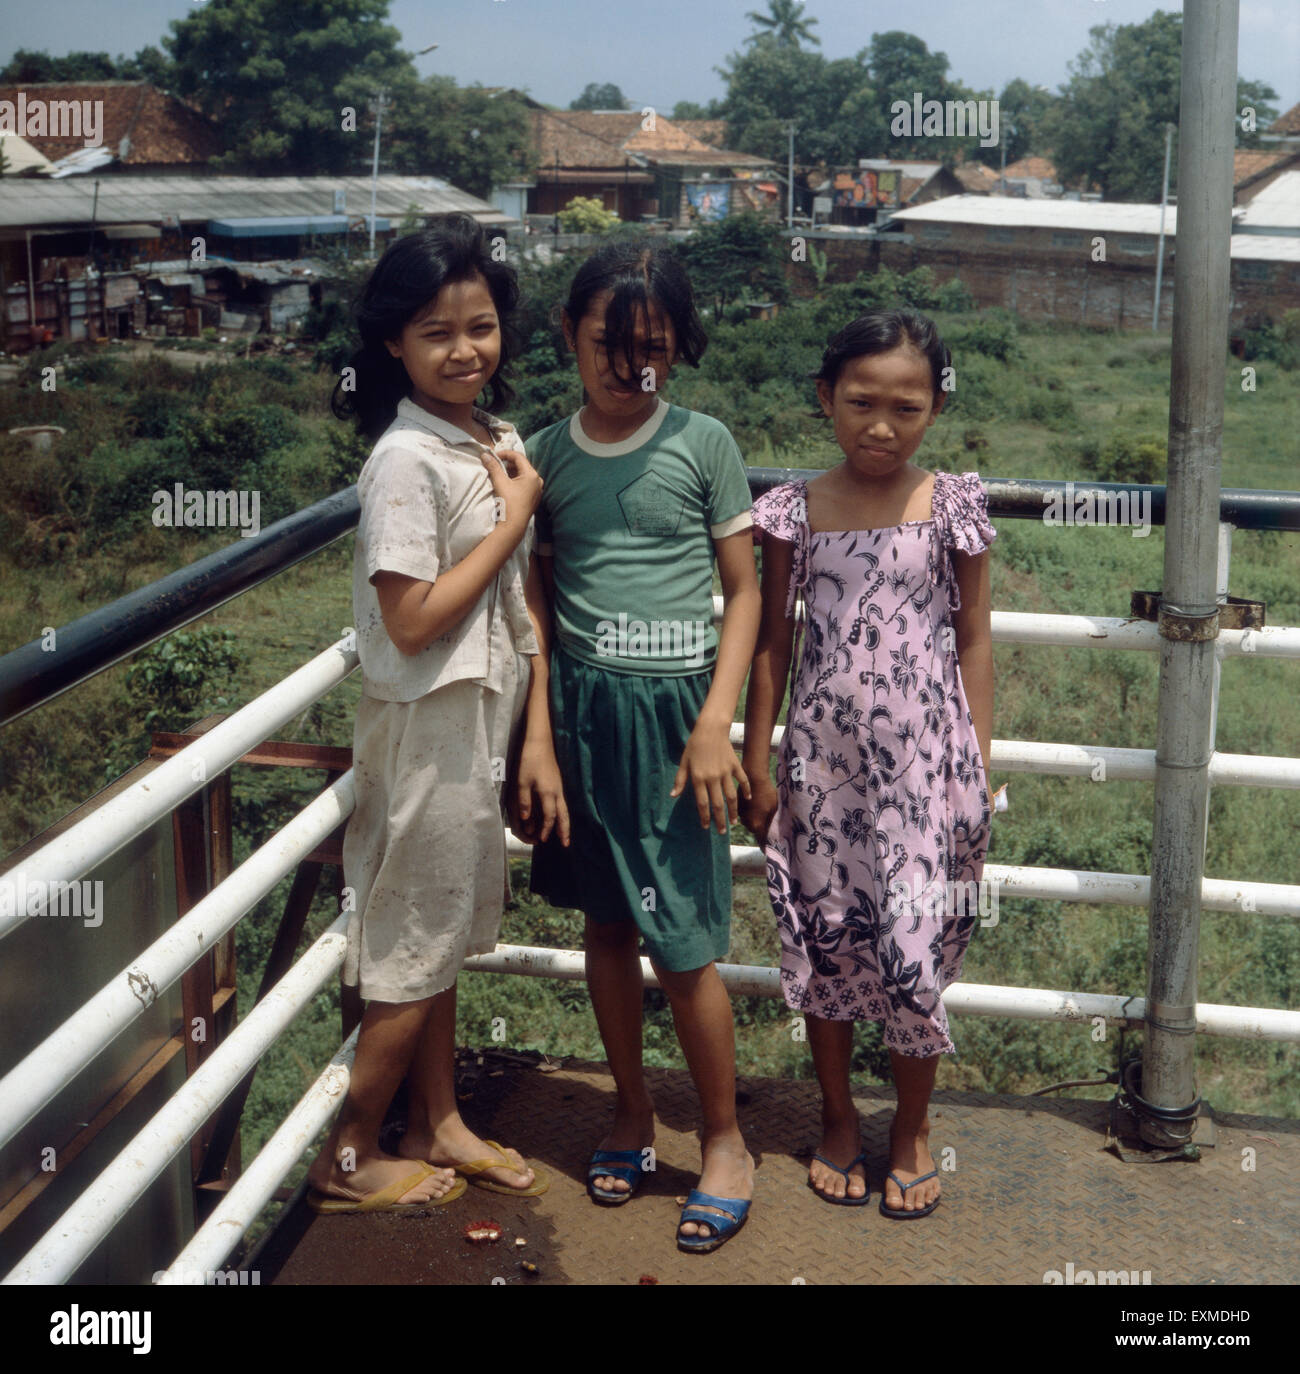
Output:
253,1054,1300,1286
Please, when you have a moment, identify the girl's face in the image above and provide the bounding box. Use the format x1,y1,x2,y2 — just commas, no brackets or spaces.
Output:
816,344,944,480
385,274,501,416
563,289,678,418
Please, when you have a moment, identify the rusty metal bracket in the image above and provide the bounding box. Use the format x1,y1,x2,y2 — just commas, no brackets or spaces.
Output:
1130,590,1266,633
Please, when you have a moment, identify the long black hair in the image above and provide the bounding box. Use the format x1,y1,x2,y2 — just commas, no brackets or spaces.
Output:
561,236,707,379
814,308,951,402
332,214,521,440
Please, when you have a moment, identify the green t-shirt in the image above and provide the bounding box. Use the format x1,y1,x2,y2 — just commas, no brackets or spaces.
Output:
526,400,753,675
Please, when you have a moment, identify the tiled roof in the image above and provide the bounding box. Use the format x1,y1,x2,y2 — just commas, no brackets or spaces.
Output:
954,161,1000,193
528,109,765,168
1268,102,1300,135
673,119,728,147
1233,147,1298,190
0,82,221,166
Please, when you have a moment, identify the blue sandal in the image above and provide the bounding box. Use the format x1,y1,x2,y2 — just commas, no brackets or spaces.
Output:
676,1189,751,1253
587,1148,648,1205
879,1169,940,1219
808,1151,871,1206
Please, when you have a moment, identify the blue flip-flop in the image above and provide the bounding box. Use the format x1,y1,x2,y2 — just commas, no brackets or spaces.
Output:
587,1148,648,1205
808,1151,871,1206
879,1169,940,1219
676,1189,751,1253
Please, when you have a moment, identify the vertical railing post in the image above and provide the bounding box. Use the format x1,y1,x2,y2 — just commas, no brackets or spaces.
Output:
1141,0,1239,1144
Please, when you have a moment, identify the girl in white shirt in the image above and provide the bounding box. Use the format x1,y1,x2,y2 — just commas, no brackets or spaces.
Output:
306,215,566,1212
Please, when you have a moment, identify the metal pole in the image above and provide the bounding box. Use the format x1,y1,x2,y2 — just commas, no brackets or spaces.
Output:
1140,0,1238,1145
368,89,385,258
787,123,795,229
1152,122,1175,331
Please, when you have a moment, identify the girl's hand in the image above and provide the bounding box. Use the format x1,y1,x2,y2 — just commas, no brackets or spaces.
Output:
738,771,778,844
671,717,750,834
481,449,543,534
511,739,571,846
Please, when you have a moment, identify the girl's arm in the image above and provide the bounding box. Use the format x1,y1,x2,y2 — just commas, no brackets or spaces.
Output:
671,529,762,834
375,450,541,655
512,551,570,845
739,533,796,840
953,548,995,788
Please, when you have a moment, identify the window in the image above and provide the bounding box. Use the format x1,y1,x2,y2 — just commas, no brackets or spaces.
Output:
1234,261,1273,282
985,227,1015,243
922,223,951,238
1051,231,1083,248
1118,237,1156,256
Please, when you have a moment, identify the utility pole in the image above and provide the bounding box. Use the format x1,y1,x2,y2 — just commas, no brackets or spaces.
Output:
786,122,796,230
369,88,387,258
1140,0,1238,1148
1153,122,1176,331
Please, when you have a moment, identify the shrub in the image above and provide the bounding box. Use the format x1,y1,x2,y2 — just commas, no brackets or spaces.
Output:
556,196,621,233
935,277,976,312
1083,432,1167,484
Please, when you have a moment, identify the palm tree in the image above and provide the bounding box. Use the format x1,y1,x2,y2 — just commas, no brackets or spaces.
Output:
745,0,821,48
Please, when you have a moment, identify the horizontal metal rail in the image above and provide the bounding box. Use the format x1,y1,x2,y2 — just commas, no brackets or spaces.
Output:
3,474,1298,729
0,487,360,728
156,1027,360,1286
463,944,1300,1041
0,773,355,1153
3,912,350,1286
0,638,357,941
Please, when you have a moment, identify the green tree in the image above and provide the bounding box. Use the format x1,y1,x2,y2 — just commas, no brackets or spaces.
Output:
0,47,174,84
745,0,820,48
386,79,535,198
556,195,620,232
719,38,886,167
1041,11,1184,200
1236,79,1281,150
671,99,725,121
973,77,1056,170
569,82,628,111
677,211,788,316
164,0,412,172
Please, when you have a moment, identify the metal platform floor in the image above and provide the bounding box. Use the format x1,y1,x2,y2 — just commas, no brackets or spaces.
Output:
253,1054,1300,1286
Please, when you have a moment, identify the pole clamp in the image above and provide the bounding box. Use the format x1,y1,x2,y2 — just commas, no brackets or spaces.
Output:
1156,602,1219,642
1145,1000,1198,1035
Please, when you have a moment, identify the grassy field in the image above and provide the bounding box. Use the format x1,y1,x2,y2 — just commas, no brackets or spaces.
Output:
1,302,1296,1215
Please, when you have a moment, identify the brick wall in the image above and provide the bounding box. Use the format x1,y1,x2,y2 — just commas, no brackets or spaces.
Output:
810,229,1300,331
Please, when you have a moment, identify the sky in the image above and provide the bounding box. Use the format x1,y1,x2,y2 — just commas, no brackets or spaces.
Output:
4,0,1297,121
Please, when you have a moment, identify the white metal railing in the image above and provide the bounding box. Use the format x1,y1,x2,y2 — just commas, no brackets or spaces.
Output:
4,523,1300,1284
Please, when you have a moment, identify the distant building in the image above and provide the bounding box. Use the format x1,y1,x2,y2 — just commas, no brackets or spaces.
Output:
524,109,769,226
866,194,1300,329
0,173,506,349
0,81,221,175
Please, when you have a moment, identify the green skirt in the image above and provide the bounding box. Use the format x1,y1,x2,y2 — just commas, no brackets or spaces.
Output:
529,645,732,972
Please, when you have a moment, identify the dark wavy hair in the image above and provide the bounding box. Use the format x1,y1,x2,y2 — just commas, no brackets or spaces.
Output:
332,215,521,440
813,308,952,403
561,236,707,379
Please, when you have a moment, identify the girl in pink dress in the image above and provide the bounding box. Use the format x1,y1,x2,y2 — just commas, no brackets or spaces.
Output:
741,309,995,1218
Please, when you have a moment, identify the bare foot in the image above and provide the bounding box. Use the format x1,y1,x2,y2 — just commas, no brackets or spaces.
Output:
307,1147,456,1204
809,1112,867,1201
678,1130,753,1240
401,1118,538,1191
590,1095,656,1195
881,1117,940,1213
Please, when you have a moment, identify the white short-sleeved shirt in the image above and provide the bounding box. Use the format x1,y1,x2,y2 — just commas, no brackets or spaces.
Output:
352,398,539,702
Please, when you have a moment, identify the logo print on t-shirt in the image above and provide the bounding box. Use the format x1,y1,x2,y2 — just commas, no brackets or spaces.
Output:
617,473,684,537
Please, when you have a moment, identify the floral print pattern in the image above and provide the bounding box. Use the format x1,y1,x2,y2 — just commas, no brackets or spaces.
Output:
752,472,996,1056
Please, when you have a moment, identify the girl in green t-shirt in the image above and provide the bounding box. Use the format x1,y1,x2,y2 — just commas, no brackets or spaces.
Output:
515,238,762,1253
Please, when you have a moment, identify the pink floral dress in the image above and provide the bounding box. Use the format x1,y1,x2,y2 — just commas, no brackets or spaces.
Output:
751,471,996,1056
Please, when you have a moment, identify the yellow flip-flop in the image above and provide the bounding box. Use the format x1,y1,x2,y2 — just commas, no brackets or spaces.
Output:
454,1139,550,1197
307,1162,467,1213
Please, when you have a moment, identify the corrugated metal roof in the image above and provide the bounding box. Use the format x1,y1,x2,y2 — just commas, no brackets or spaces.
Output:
1229,234,1300,262
888,194,1182,233
1234,170,1300,231
0,174,504,230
